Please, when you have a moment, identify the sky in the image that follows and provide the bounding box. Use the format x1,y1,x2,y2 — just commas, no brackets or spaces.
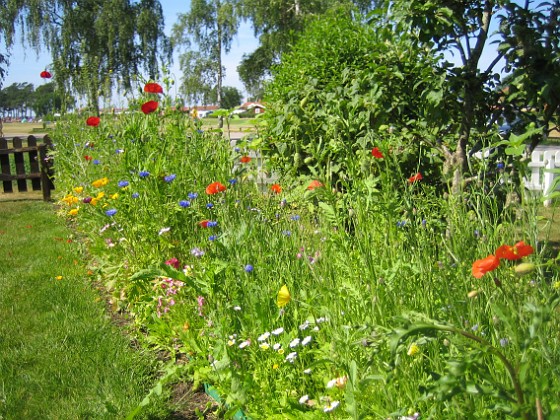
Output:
2,0,259,103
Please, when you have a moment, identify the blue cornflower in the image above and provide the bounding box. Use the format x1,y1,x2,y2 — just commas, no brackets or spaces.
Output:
290,215,301,221
115,149,124,154
206,203,214,209
131,192,139,198
282,230,292,236
139,170,150,178
229,179,237,185
499,338,509,347
207,221,218,228
105,209,117,217
118,180,129,188
93,159,100,165
209,235,217,241
179,200,191,208
497,162,505,170
164,174,176,183
396,221,407,228
244,264,254,273
188,192,198,200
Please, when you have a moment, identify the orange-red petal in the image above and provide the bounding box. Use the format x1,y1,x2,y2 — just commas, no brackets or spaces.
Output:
496,241,534,260
307,180,323,190
205,182,226,195
144,82,163,94
472,254,500,278
141,100,159,114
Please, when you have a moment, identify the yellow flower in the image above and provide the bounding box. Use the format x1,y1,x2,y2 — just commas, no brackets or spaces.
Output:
272,363,279,370
73,186,84,194
277,284,291,307
90,198,99,206
96,192,105,199
407,343,420,357
552,281,560,290
277,348,285,355
61,194,79,206
68,208,79,216
91,177,109,188
56,275,63,281
110,193,119,200
259,343,270,350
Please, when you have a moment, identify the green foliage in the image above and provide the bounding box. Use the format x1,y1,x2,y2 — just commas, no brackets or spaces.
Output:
238,0,378,95
262,10,447,187
220,86,243,109
48,105,560,418
497,1,560,148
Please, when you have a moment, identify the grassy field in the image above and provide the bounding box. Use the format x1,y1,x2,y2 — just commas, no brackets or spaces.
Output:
1,118,258,137
0,201,171,419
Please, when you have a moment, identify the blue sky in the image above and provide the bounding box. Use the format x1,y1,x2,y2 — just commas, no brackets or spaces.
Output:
2,0,259,101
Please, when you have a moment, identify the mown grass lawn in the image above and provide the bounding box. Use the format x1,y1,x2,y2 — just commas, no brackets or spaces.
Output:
0,201,169,419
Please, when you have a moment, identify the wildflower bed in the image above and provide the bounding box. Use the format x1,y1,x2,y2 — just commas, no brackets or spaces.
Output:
52,88,560,419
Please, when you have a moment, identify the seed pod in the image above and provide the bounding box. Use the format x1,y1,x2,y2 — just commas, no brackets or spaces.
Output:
514,262,535,276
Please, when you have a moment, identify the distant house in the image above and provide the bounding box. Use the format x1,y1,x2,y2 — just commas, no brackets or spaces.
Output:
233,101,266,115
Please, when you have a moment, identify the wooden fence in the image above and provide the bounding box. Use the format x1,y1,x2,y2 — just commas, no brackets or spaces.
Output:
0,135,54,201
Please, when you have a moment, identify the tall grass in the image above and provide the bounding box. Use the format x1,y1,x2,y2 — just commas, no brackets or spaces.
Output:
50,108,560,419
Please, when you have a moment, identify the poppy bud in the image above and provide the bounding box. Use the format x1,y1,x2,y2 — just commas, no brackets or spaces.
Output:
514,262,536,276
467,290,479,298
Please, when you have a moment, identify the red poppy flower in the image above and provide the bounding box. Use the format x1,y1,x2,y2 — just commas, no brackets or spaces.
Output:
240,155,252,163
84,155,93,161
496,241,534,261
472,254,500,279
144,82,163,94
408,173,423,183
205,181,227,195
141,100,159,114
198,220,210,228
371,147,384,159
270,184,282,194
40,70,52,79
165,257,180,269
86,116,100,127
307,180,323,190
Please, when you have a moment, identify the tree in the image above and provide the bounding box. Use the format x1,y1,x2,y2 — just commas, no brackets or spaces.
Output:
220,86,243,109
498,0,560,150
237,0,378,95
0,0,170,115
261,9,445,186
31,82,68,117
177,50,219,105
172,0,240,110
385,0,560,193
0,83,34,119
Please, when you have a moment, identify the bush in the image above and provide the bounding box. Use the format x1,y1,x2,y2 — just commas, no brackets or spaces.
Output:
261,9,450,190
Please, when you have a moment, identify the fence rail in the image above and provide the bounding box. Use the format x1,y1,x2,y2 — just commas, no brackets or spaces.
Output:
0,135,54,201
524,146,560,206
